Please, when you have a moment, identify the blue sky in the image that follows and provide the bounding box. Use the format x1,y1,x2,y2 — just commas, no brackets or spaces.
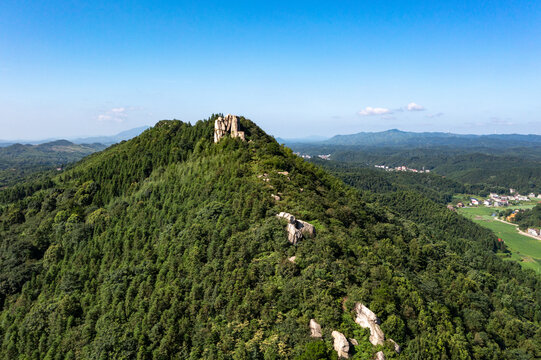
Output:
1,0,540,139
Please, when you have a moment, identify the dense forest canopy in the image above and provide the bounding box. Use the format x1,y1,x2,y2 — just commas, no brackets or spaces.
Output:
0,116,539,359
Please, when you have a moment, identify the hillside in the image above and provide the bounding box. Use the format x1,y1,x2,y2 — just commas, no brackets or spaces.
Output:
287,145,541,194
0,115,539,359
0,140,107,187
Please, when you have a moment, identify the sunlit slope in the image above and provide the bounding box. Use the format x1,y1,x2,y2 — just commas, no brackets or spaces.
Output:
0,116,539,359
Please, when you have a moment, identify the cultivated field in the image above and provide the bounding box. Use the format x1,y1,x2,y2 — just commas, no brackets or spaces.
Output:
458,206,541,274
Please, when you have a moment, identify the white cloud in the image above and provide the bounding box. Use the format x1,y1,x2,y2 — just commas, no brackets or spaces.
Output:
359,106,392,116
406,102,425,111
97,107,128,123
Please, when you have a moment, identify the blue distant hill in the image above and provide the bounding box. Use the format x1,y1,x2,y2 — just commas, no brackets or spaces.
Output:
284,129,541,148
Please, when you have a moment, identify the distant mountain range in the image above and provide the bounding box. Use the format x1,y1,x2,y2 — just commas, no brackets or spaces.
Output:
0,126,150,147
282,129,541,148
326,129,541,147
0,140,108,186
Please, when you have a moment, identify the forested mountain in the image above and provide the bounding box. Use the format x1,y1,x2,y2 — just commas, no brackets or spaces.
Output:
0,116,539,359
70,126,150,145
0,126,149,148
320,129,541,148
0,140,106,187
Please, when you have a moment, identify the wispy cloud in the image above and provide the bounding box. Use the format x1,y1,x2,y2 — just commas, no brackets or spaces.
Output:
406,102,425,111
359,106,392,116
97,107,129,123
426,112,444,118
488,117,514,126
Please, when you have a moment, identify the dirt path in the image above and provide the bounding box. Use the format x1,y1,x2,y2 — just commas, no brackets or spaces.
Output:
494,217,541,241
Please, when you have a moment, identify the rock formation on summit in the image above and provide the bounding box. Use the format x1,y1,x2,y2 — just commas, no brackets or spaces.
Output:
214,114,246,143
276,212,316,245
331,331,350,358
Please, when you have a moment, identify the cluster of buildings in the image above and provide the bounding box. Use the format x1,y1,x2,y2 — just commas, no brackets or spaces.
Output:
294,153,331,160
374,165,430,173
470,191,541,208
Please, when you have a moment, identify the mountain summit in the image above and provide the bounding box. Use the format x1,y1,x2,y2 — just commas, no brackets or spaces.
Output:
0,115,539,359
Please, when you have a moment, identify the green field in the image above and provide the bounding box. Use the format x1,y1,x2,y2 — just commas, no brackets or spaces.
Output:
458,206,541,274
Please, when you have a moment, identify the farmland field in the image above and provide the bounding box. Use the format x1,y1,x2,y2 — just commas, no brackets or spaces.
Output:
458,206,541,274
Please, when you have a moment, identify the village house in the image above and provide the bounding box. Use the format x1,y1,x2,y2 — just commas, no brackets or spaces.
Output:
470,198,479,206
483,199,492,206
527,228,540,237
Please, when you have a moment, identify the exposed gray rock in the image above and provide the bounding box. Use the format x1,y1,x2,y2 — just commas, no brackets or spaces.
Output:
276,212,316,244
214,114,246,143
288,256,296,263
309,319,322,338
375,351,385,360
271,194,281,201
354,303,385,346
331,331,350,358
349,338,358,346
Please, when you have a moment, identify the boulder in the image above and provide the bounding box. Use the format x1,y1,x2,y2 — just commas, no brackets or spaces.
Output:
297,220,316,237
276,212,316,244
331,331,349,358
354,303,385,346
288,256,296,263
309,319,322,338
389,339,401,353
375,351,385,360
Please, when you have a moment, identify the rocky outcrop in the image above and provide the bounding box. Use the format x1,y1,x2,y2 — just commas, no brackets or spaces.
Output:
354,303,401,353
331,331,350,358
214,114,246,143
309,319,322,338
276,212,316,245
389,339,401,353
375,351,385,360
354,303,385,346
288,256,296,263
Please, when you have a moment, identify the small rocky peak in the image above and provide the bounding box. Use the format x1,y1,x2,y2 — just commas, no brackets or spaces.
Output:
214,114,246,143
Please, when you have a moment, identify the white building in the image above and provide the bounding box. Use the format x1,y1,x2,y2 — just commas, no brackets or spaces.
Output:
527,228,540,237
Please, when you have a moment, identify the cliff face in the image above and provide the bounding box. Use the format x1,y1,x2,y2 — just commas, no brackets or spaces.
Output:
214,114,246,143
